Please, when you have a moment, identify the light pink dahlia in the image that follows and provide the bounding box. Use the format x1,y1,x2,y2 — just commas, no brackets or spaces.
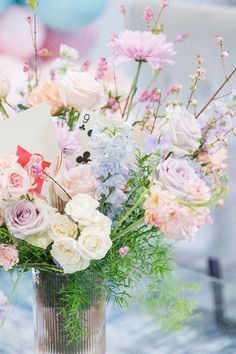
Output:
108,30,176,69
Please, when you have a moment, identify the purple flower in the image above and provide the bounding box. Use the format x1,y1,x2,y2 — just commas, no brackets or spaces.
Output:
55,123,80,155
5,200,51,240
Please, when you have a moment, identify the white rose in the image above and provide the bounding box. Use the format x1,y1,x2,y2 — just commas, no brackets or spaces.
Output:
26,232,52,249
51,236,89,274
61,72,103,111
49,213,78,240
65,193,99,226
78,226,112,260
0,71,10,98
163,106,201,155
91,211,112,234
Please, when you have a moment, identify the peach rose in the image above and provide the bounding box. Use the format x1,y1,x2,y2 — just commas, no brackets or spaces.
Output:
25,82,64,115
55,165,96,202
0,244,19,270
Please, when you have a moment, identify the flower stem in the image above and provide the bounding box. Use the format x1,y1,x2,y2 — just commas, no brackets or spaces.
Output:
112,216,145,241
112,189,147,235
44,171,72,200
126,61,143,120
196,66,236,119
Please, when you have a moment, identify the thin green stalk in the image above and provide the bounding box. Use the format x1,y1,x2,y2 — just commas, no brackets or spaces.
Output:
112,216,145,241
126,61,143,120
112,189,147,235
0,100,9,118
177,186,226,208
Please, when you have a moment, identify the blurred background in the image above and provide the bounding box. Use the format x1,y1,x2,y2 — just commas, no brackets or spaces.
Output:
0,1,236,353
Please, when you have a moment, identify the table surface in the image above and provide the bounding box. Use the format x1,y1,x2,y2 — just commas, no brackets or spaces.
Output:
0,268,236,354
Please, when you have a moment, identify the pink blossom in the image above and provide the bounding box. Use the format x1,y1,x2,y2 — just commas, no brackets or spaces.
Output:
96,57,108,80
50,69,56,81
119,246,129,256
55,123,80,155
38,48,49,57
118,4,126,14
143,7,154,21
0,154,18,171
149,88,161,103
162,0,169,8
4,164,31,199
23,62,29,73
175,33,189,43
55,165,97,202
140,90,151,102
81,59,91,71
108,30,176,69
167,84,182,94
144,184,211,241
107,97,119,111
0,244,19,270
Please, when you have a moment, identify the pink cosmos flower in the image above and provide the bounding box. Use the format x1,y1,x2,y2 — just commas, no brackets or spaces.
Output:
175,32,189,43
108,30,176,69
0,244,19,270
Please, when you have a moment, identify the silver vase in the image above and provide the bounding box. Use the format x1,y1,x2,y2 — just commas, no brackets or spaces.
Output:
32,269,106,354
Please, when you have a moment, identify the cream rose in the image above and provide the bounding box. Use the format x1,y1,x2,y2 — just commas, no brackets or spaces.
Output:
55,165,96,202
51,237,89,274
65,194,99,226
49,213,78,240
26,232,52,249
163,106,201,155
61,72,103,111
0,71,10,98
91,211,112,234
78,226,112,260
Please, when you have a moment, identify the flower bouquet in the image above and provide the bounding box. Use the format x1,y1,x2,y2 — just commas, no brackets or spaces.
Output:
0,1,236,353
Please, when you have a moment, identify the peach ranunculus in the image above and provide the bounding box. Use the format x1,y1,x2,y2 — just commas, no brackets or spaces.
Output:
60,72,103,112
25,82,64,115
0,244,19,270
55,165,97,202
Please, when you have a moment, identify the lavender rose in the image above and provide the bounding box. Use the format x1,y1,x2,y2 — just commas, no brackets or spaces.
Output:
5,200,50,240
163,106,201,155
158,158,198,197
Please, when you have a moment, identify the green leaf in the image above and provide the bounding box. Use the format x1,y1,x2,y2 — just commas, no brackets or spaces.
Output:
27,0,38,11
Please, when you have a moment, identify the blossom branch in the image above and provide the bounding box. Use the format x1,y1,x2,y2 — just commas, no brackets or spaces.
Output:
195,66,236,119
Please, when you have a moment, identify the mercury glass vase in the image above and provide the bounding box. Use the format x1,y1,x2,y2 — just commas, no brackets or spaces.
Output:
32,269,106,354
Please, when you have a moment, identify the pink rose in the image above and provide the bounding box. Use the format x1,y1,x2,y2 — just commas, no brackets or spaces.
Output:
55,165,96,202
5,164,31,199
61,72,103,112
0,244,19,270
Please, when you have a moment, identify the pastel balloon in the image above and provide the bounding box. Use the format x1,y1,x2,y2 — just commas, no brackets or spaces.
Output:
44,24,98,58
0,0,11,13
37,0,108,32
0,6,46,59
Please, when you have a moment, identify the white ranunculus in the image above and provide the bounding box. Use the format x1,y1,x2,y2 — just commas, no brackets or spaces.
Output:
163,106,201,155
65,193,99,226
158,158,198,197
0,71,10,98
51,236,89,274
60,72,103,111
49,213,78,240
78,226,112,260
90,211,112,234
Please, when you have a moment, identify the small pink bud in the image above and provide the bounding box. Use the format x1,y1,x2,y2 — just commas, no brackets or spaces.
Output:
50,69,56,81
23,62,29,73
167,84,182,94
82,59,91,71
162,0,169,8
38,48,49,57
118,4,126,14
176,32,189,43
143,7,154,21
140,90,151,102
26,15,33,24
217,199,224,207
119,246,129,256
